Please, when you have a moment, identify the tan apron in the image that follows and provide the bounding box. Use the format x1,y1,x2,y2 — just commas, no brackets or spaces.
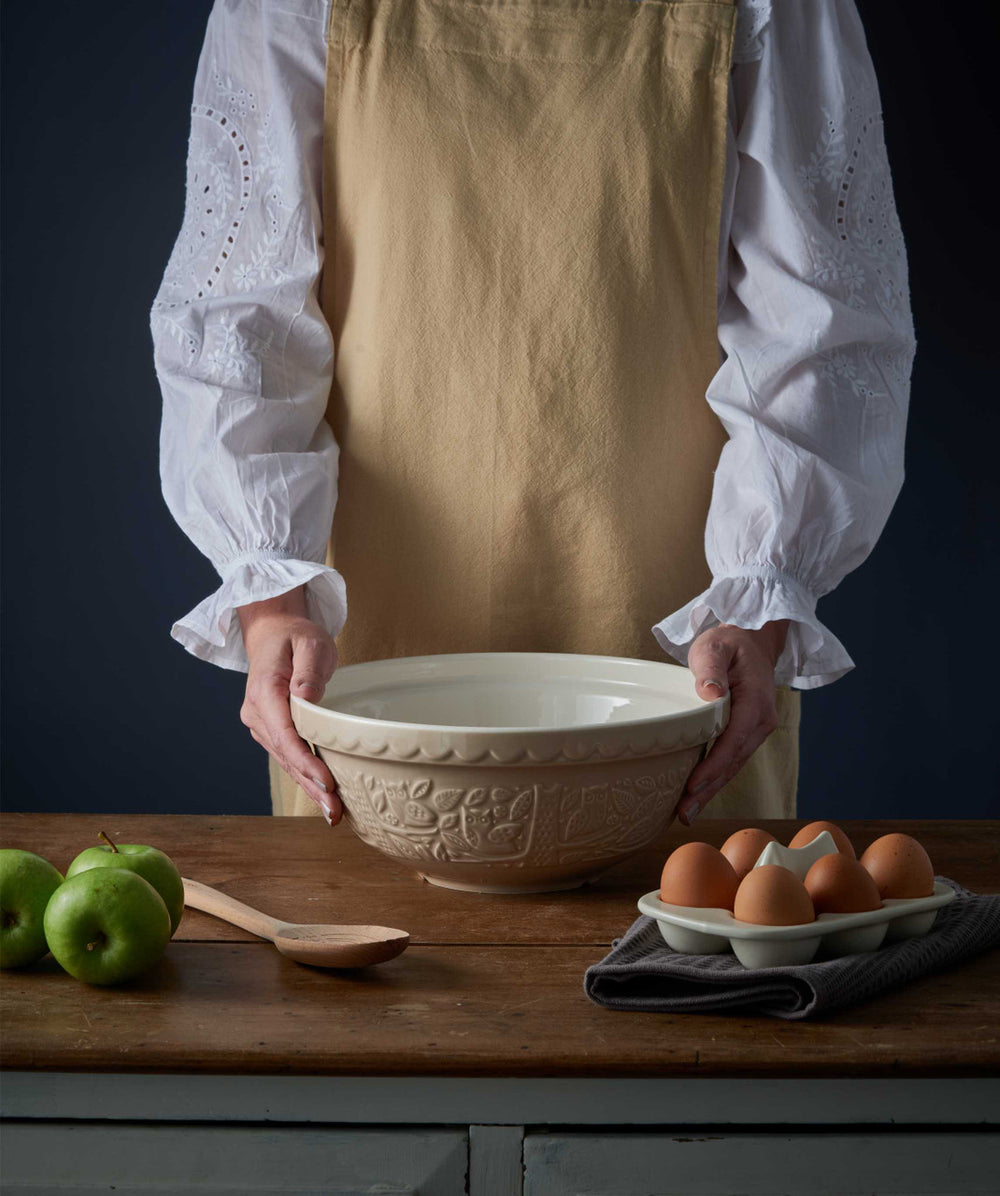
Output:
271,0,800,820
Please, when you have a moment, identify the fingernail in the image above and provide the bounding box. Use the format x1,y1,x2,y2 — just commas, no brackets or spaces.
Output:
680,800,703,826
703,679,726,694
690,781,708,795
311,777,328,792
321,805,333,826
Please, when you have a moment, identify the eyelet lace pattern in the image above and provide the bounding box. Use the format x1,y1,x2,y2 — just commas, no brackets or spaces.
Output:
151,56,303,387
797,90,916,478
732,0,770,63
152,62,295,307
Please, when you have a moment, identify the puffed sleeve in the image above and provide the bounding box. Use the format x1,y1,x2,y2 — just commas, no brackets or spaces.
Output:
149,0,345,672
651,0,917,689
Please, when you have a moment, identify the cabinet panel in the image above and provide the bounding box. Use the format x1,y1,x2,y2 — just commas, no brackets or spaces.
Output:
524,1131,1000,1195
1,1122,467,1195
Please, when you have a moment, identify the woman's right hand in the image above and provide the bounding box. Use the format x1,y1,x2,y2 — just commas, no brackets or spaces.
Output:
237,585,342,823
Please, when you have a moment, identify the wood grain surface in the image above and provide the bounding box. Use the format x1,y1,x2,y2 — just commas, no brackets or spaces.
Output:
1,814,997,1078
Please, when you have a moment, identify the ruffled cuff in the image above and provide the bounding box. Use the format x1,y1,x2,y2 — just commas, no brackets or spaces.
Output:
650,566,854,690
171,550,348,673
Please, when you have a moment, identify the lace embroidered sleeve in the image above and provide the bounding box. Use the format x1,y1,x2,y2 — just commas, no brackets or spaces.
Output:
150,0,346,673
732,0,770,64
652,0,917,689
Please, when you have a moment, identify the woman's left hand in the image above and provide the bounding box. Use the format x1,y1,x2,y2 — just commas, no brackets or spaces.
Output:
676,619,791,826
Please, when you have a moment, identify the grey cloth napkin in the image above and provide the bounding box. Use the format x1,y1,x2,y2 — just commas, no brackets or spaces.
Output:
584,877,1000,1020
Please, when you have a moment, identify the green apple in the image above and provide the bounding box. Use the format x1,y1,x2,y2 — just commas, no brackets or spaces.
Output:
66,832,184,935
0,848,64,969
43,868,171,985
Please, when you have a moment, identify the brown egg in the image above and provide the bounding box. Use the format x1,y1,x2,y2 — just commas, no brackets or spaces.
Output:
788,820,856,859
804,853,883,914
734,864,815,926
660,842,739,911
860,833,934,898
720,827,777,880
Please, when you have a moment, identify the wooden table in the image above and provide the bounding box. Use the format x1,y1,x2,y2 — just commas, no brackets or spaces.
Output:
2,814,998,1194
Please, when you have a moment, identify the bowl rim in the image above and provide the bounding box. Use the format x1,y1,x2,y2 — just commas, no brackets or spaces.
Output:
290,650,727,737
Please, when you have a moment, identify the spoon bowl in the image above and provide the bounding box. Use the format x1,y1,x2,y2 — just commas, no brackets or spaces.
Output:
183,878,410,969
273,923,410,968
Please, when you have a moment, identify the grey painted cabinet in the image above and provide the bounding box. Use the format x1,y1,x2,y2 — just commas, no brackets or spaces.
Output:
5,1121,1000,1195
0,1123,468,1195
523,1131,1000,1196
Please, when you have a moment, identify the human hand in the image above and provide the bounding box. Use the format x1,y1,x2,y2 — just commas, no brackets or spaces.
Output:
676,619,791,826
237,585,342,824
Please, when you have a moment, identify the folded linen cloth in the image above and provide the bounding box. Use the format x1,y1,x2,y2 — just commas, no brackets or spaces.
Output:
584,877,1000,1020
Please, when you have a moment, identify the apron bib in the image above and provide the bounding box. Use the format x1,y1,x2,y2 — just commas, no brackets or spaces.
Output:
271,0,800,819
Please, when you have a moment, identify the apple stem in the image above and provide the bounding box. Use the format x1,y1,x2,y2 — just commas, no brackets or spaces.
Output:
99,830,119,854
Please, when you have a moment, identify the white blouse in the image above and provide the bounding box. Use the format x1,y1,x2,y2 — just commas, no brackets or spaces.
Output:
150,0,916,690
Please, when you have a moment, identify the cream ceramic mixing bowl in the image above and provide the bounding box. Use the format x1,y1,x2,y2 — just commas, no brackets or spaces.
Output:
291,652,728,894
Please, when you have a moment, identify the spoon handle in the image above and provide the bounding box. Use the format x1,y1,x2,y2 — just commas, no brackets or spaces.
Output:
182,878,286,942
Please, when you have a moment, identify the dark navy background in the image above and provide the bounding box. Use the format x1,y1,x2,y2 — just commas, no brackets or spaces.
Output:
2,2,997,818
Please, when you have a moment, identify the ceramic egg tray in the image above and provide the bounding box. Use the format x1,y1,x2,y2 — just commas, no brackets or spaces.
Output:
637,831,956,968
637,882,954,968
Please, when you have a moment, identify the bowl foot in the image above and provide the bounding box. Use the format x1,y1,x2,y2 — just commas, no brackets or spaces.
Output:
416,871,593,895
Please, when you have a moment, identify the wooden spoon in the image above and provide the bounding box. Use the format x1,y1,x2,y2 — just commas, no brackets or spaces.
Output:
182,878,410,968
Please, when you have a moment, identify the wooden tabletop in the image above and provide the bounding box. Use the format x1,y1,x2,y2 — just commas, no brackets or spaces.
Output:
2,814,997,1079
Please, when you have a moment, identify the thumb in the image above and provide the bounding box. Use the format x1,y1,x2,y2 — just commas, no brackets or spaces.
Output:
289,637,337,702
687,633,734,699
